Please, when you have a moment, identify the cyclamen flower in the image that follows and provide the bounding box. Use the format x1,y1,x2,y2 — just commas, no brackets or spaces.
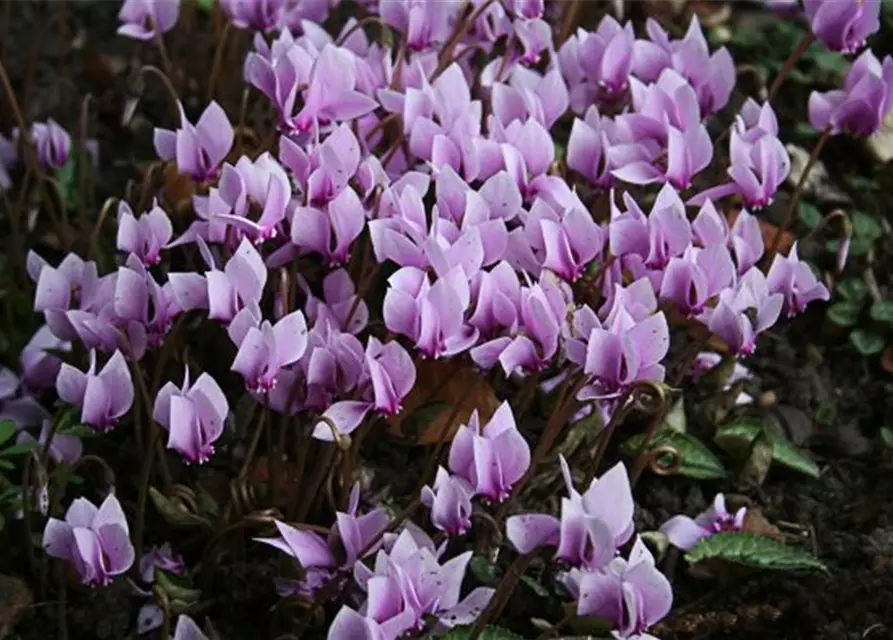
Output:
507,458,634,570
255,484,388,598
383,266,479,360
330,525,494,638
43,493,135,586
766,243,831,317
154,101,233,182
220,0,284,32
229,306,309,393
364,337,416,416
17,419,83,465
291,186,366,266
302,269,369,335
153,368,229,464
56,350,134,432
699,268,784,356
211,152,291,244
20,324,70,392
30,119,71,170
448,401,530,503
567,105,624,190
660,493,746,551
808,50,893,137
637,16,735,116
804,0,881,53
378,0,458,52
563,537,673,639
541,207,605,283
117,0,180,40
559,16,636,111
421,467,475,537
116,201,173,266
658,245,736,316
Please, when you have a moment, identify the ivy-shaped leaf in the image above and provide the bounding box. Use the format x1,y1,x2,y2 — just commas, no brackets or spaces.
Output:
155,569,201,604
869,300,893,325
622,427,726,480
714,419,820,479
881,426,893,449
797,201,822,229
826,301,862,327
837,278,868,303
685,532,828,573
771,438,820,479
850,329,885,356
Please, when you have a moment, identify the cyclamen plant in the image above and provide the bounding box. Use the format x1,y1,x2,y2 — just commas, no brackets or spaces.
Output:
0,0,884,637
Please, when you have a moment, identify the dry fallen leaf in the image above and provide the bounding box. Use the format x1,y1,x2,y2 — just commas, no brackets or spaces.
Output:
386,359,499,445
881,346,893,375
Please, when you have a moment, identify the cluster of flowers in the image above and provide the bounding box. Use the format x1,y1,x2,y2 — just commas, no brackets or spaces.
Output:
0,0,883,638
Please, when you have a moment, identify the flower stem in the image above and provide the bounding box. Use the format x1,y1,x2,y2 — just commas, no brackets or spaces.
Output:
467,552,535,640
767,31,816,105
767,126,832,262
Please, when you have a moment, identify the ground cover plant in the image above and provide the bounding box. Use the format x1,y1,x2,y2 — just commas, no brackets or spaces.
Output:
0,0,892,638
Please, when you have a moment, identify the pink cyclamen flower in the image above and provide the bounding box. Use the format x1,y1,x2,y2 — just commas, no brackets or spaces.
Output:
154,101,233,182
421,467,475,537
808,50,893,137
766,242,831,317
507,457,634,570
56,350,134,432
30,119,71,170
220,0,284,32
803,0,881,53
43,493,135,586
448,401,530,503
364,337,416,416
117,0,181,40
116,201,173,266
660,493,746,551
329,525,494,637
153,367,229,464
20,324,71,392
699,268,784,356
17,419,83,465
383,266,479,360
229,306,309,393
563,536,673,639
255,483,388,598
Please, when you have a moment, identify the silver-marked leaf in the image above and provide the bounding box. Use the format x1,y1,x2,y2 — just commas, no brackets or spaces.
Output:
149,487,210,529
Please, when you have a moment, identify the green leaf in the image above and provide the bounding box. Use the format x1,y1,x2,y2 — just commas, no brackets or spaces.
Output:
715,419,820,479
197,0,215,11
519,574,549,598
739,432,774,488
880,426,893,449
155,569,201,604
850,329,885,356
837,278,868,303
870,300,893,325
468,556,499,586
149,487,211,529
826,301,862,327
0,460,14,471
0,442,36,457
797,201,822,229
0,421,15,447
57,423,98,438
685,532,828,573
852,211,882,242
438,625,524,639
771,438,820,479
622,427,726,480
